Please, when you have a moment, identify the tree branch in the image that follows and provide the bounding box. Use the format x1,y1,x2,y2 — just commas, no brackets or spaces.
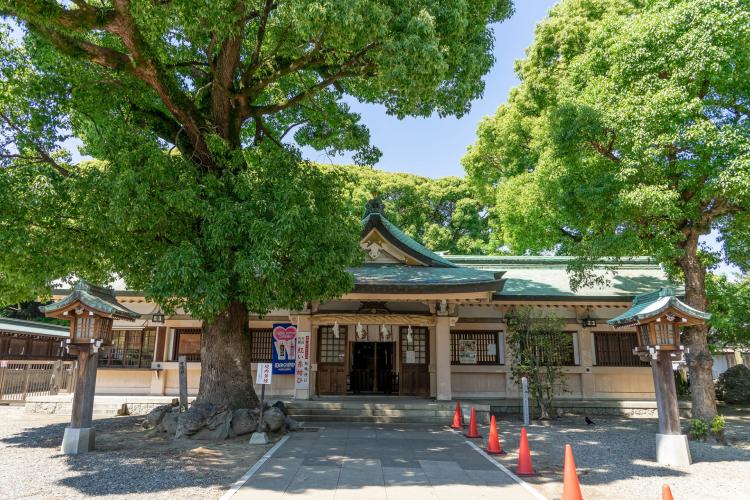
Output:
0,111,71,177
587,139,621,163
245,0,276,79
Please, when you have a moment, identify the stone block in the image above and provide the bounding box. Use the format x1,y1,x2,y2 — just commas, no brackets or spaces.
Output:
655,433,692,467
61,427,95,455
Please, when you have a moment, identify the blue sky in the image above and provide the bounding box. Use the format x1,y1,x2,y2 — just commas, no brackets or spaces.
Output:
303,1,560,178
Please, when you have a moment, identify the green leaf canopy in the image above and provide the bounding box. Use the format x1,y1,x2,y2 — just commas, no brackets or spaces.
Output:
0,1,513,320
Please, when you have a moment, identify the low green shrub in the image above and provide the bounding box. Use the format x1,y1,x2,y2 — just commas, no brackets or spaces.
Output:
710,415,726,435
716,364,750,404
689,418,708,440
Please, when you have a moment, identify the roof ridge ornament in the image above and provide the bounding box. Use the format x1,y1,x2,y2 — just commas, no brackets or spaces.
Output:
363,193,385,218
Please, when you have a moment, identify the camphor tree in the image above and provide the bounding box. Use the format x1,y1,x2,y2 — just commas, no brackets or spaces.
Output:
506,306,569,420
0,1,514,415
463,0,750,422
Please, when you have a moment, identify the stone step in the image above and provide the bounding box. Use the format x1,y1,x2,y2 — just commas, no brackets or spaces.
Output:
287,408,455,418
293,414,451,424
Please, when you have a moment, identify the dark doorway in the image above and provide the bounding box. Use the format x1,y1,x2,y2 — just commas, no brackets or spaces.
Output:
349,342,397,394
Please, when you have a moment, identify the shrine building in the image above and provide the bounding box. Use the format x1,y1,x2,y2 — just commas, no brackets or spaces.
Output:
52,197,673,402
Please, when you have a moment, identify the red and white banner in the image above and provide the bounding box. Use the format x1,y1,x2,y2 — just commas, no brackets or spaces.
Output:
294,332,311,390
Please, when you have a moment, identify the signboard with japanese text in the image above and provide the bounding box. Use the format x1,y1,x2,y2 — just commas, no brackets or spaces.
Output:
294,331,311,390
256,362,273,385
458,339,477,364
272,323,297,374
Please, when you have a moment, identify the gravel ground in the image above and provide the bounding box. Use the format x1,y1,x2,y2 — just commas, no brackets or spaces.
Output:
481,410,750,500
0,405,269,499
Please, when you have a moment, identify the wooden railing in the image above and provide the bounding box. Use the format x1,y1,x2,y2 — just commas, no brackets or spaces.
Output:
0,360,75,402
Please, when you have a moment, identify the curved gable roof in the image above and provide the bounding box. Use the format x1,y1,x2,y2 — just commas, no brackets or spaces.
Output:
361,212,456,268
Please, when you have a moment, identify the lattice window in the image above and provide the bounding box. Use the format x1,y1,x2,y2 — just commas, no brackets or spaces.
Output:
450,331,501,365
250,329,273,362
139,330,156,366
638,324,650,346
594,331,649,367
319,325,346,364
100,329,156,368
655,323,675,345
400,326,427,364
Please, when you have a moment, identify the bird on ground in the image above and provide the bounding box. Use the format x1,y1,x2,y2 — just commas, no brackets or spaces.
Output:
585,416,595,426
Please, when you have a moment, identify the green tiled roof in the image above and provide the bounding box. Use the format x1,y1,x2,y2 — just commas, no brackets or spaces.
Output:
0,317,69,338
350,264,503,293
445,255,676,299
376,216,456,267
41,281,140,320
608,287,711,326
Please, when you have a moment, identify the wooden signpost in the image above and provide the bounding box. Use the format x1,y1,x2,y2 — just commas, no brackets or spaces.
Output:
250,362,273,445
178,356,188,411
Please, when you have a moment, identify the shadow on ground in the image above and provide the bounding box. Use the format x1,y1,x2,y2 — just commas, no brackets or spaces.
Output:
0,415,267,496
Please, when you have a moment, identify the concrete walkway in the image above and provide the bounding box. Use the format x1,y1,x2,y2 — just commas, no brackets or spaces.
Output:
232,423,542,499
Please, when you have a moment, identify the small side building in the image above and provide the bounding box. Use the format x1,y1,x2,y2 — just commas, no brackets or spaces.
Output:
0,318,70,360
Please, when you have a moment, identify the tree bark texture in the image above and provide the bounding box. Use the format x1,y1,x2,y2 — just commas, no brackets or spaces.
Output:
680,232,718,422
196,301,259,410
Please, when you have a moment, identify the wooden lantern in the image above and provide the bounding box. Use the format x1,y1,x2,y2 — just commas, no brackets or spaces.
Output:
608,287,711,467
610,287,710,360
41,281,138,454
42,282,138,354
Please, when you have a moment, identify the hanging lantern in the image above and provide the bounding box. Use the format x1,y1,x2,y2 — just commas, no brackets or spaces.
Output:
332,321,340,339
406,324,413,344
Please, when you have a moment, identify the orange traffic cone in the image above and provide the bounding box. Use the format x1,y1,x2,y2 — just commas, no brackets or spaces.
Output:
662,484,674,500
451,401,463,429
485,415,506,454
464,406,481,438
562,444,583,500
517,427,535,475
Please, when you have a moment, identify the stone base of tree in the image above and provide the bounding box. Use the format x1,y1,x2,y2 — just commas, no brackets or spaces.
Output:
142,400,297,440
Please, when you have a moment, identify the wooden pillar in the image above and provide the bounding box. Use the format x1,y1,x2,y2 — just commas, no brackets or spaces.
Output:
652,351,681,435
70,347,98,429
154,326,167,362
61,345,99,454
435,316,452,401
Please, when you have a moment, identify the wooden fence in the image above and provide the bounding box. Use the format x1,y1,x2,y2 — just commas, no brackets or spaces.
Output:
0,360,75,402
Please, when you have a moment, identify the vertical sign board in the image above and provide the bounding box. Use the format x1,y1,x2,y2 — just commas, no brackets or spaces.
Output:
272,323,297,374
295,332,311,390
178,355,188,411
256,362,273,385
255,362,273,437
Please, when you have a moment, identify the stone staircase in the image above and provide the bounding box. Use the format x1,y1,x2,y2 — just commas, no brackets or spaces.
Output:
285,399,460,424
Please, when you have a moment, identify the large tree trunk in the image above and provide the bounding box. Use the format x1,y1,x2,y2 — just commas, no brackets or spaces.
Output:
196,301,259,410
679,232,717,422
